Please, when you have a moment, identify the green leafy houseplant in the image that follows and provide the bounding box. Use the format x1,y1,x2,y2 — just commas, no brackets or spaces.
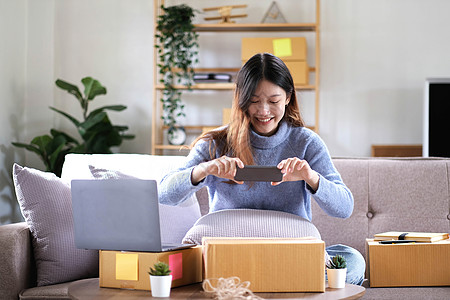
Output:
327,254,347,269
148,261,172,276
155,4,199,140
12,77,135,177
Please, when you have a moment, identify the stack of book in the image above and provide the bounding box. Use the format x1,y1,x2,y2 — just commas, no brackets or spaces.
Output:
374,231,449,243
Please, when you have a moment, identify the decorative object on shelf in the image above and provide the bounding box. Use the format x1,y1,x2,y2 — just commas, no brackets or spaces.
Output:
326,254,347,289
167,127,187,145
261,1,287,23
148,261,172,297
203,5,248,23
155,4,199,144
12,77,134,177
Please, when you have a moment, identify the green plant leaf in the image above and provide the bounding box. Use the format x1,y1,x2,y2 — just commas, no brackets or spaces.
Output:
82,77,107,100
87,105,127,119
55,79,83,101
48,140,66,172
121,134,136,140
79,112,108,132
50,129,80,145
31,135,52,152
50,106,81,127
11,142,43,157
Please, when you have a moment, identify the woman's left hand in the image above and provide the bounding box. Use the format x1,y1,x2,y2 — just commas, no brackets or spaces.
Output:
272,157,320,192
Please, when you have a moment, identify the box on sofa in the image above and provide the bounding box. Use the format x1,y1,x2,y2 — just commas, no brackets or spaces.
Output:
366,238,450,287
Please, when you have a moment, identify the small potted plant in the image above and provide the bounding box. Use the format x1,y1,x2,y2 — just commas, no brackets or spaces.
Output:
148,261,172,297
326,255,347,288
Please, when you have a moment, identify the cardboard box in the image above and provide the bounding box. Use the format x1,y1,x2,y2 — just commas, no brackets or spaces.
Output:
203,237,325,292
241,37,307,61
366,238,450,287
241,37,309,85
99,246,203,291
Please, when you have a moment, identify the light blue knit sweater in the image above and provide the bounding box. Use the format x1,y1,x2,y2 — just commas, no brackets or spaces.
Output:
159,121,354,221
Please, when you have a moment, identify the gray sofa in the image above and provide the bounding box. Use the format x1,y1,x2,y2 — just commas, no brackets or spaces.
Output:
1,155,449,299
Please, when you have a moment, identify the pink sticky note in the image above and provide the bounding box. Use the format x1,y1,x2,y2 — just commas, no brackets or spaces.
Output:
169,253,183,280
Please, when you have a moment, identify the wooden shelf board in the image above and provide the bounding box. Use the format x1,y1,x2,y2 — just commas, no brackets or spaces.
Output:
162,125,220,130
156,83,315,91
156,83,235,90
194,23,317,32
154,144,190,150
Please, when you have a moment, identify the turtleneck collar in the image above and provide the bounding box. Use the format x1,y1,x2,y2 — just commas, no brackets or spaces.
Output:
250,120,290,149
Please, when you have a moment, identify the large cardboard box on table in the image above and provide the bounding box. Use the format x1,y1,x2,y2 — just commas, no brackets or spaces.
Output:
203,237,325,292
241,37,309,86
366,238,450,287
99,246,202,291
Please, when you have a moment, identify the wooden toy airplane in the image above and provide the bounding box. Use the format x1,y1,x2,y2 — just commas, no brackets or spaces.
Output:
203,4,248,23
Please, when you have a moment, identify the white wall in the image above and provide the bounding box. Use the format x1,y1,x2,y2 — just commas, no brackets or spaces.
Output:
1,0,450,224
53,0,154,155
0,0,27,224
320,0,450,156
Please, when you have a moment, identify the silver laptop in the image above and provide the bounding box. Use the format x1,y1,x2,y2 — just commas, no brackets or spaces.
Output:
71,179,194,252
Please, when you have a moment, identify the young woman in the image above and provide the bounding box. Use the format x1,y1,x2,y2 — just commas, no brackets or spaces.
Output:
159,53,365,285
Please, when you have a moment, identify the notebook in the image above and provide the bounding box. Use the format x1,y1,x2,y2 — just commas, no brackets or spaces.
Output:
71,179,194,252
374,231,449,243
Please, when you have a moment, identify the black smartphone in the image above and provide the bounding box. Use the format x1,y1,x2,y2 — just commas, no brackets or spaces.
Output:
234,165,283,182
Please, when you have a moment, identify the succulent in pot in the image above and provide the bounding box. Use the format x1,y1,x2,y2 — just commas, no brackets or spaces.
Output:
148,261,172,297
326,255,347,289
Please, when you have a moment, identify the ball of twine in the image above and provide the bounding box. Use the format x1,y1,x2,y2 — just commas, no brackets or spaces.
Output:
203,277,264,300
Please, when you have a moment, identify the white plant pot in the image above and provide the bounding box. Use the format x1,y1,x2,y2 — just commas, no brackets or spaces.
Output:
150,275,172,297
327,268,347,289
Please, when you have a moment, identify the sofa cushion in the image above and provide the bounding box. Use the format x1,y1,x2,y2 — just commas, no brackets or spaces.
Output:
61,154,201,244
19,281,72,300
182,208,321,245
12,164,98,287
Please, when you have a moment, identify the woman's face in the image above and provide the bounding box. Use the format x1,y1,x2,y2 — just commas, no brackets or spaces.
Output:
247,79,290,136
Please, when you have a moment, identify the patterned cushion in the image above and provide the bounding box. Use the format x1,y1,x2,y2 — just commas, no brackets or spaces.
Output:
12,164,98,286
182,208,321,244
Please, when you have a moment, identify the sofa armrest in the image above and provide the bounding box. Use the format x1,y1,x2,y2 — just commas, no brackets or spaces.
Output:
0,222,36,300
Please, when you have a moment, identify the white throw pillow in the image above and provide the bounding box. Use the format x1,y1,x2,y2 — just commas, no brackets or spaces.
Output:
12,164,98,286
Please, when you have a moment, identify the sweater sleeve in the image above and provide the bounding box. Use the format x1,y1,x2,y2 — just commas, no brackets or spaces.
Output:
304,134,354,219
158,139,210,206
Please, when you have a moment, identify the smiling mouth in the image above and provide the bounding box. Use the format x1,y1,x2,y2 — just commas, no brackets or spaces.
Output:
256,117,274,123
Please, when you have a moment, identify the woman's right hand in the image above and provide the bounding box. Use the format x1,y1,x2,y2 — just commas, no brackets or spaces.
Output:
191,156,244,185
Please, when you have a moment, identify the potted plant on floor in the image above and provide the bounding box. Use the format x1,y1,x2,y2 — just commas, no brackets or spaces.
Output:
326,254,347,288
148,261,172,297
155,4,199,145
12,77,134,176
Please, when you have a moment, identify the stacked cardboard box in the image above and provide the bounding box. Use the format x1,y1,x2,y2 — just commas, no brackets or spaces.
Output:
366,238,450,287
241,37,309,86
99,246,202,291
203,237,325,292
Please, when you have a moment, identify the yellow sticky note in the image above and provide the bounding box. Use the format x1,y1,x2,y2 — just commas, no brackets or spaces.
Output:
116,253,138,281
273,38,292,57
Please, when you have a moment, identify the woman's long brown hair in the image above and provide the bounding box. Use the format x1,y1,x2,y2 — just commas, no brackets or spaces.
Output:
191,53,305,163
